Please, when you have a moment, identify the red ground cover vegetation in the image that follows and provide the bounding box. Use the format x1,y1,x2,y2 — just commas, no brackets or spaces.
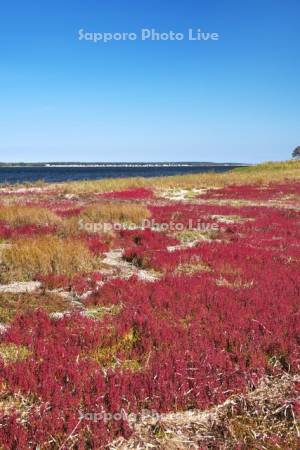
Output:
199,182,300,201
0,181,299,448
119,228,179,268
0,223,57,239
98,188,154,200
36,272,102,295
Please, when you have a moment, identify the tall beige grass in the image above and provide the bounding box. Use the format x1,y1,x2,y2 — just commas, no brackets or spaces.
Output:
0,205,61,227
80,202,150,225
0,236,99,282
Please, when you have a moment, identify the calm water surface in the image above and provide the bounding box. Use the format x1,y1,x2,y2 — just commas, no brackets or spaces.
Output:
0,165,243,184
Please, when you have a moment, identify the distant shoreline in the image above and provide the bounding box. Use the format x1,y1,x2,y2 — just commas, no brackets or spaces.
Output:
0,162,250,168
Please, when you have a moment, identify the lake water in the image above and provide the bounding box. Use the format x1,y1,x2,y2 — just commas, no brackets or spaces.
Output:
0,165,243,184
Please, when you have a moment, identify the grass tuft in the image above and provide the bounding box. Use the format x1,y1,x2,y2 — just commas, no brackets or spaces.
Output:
80,202,150,225
0,205,61,227
0,235,99,282
0,292,75,323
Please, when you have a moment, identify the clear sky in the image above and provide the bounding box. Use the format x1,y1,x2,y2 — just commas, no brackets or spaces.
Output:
0,0,299,163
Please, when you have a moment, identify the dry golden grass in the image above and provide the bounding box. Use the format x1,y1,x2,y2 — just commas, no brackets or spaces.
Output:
60,176,150,195
235,159,300,172
0,236,99,282
58,216,84,237
80,202,150,225
0,205,61,227
176,261,211,276
0,291,75,323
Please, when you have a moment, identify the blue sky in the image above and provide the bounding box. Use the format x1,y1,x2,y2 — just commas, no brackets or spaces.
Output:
0,0,299,163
